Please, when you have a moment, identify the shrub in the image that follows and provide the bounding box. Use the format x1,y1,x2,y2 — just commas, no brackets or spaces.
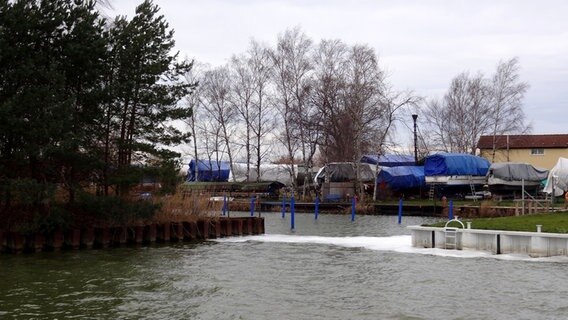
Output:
73,193,160,226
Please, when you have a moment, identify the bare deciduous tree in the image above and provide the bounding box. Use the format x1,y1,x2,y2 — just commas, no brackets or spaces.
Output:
230,51,256,181
422,58,530,156
270,27,314,193
489,57,531,161
201,66,238,179
183,62,209,181
311,39,349,164
247,41,275,182
344,44,386,199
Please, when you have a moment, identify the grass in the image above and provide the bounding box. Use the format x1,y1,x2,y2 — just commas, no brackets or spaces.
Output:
427,212,568,233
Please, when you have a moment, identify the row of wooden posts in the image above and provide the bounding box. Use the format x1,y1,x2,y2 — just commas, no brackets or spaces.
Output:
0,217,265,254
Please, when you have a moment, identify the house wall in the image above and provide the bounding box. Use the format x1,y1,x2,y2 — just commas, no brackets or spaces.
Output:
479,148,568,169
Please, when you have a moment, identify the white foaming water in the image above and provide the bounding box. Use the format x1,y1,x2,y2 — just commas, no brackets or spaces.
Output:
214,234,568,263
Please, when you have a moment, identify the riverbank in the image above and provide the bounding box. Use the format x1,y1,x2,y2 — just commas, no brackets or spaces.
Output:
0,216,264,254
427,212,568,233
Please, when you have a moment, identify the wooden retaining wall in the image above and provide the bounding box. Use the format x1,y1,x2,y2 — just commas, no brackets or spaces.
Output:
0,217,264,254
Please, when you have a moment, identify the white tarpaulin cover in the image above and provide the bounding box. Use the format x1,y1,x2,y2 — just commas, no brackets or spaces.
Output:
489,162,548,182
543,158,568,196
229,163,297,185
314,162,375,184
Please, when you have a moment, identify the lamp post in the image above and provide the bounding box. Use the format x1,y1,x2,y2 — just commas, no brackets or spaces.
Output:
412,114,418,164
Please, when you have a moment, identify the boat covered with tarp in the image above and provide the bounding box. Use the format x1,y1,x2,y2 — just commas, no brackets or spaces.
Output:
543,157,568,196
487,162,548,194
230,163,298,185
186,160,230,182
377,166,425,190
424,153,491,198
360,154,415,167
314,162,375,185
424,153,490,185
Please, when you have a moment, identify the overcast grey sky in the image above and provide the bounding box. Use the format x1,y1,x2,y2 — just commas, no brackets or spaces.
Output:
112,0,568,139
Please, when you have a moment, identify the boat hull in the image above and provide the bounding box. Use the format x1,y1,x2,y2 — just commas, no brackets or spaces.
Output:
487,177,542,194
425,175,487,186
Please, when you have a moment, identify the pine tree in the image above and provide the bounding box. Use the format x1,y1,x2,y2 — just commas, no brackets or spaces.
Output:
105,0,194,196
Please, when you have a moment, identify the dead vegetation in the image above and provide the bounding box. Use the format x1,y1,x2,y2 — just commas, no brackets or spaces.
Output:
152,189,222,224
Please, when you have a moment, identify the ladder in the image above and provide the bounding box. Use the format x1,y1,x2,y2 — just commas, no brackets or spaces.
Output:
444,227,458,249
444,218,465,250
428,184,435,201
469,176,477,202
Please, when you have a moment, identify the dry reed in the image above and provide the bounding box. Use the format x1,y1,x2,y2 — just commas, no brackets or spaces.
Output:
152,188,220,223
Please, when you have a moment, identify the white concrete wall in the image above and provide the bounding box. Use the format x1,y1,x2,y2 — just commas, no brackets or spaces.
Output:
408,226,568,257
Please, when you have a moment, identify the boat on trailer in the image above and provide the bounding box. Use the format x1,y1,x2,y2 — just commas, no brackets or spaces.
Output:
487,162,548,195
424,153,491,198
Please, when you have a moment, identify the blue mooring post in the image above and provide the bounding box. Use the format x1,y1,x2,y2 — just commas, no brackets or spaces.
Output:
291,196,296,230
398,198,403,224
351,196,356,222
315,196,320,220
449,199,454,220
250,196,256,217
222,195,227,216
281,196,286,218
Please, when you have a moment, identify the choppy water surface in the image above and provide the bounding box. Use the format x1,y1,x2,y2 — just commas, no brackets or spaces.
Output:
2,213,568,319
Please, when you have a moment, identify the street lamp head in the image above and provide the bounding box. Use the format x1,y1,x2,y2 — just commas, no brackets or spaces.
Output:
412,114,418,121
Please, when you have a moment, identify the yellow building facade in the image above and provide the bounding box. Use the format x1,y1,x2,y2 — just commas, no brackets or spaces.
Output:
477,134,568,170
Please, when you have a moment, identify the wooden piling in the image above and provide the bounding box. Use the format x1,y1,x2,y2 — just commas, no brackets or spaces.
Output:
111,227,128,246
245,218,253,235
171,222,184,241
0,230,6,253
220,218,232,237
0,217,264,254
95,227,111,248
65,229,81,249
8,232,24,254
201,220,209,239
253,217,264,235
27,233,45,253
157,223,171,242
82,227,95,248
210,220,221,239
232,218,243,236
134,225,144,244
182,221,196,240
225,218,233,236
144,224,157,243
54,230,64,250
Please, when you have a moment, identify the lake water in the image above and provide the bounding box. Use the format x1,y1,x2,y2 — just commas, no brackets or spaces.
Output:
1,212,568,319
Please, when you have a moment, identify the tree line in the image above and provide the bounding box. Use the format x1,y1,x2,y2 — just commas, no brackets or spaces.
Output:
186,28,420,197
0,0,194,229
186,28,529,196
0,0,531,229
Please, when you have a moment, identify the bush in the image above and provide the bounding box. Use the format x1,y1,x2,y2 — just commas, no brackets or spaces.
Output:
31,205,72,233
73,193,160,226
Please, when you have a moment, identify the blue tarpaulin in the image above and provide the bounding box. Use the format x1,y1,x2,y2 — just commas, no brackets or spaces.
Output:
187,160,230,182
424,153,490,176
360,154,415,167
377,166,425,190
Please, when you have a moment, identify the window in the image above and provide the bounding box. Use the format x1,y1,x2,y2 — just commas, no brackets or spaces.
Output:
531,148,544,155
